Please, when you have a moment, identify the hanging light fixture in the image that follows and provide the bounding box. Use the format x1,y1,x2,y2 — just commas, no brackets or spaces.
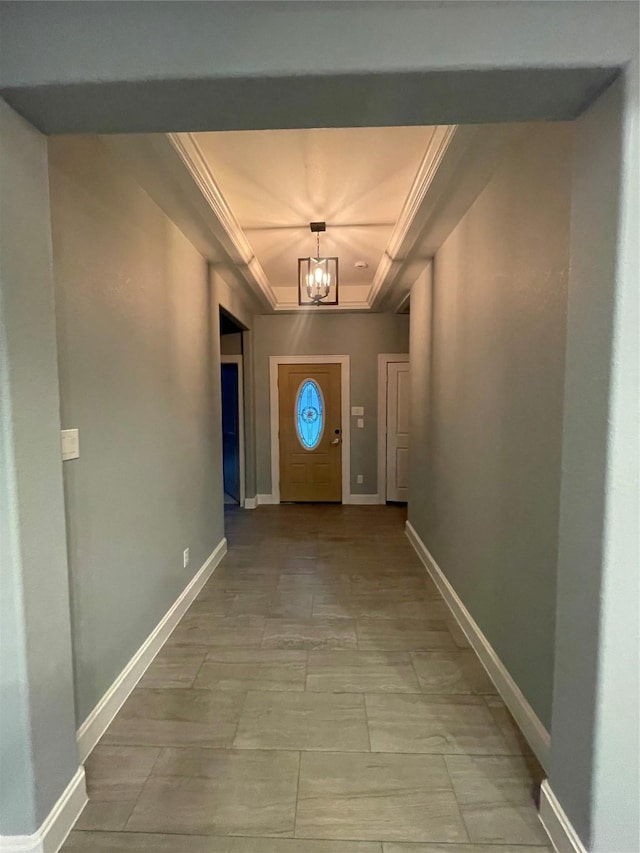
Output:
298,221,339,306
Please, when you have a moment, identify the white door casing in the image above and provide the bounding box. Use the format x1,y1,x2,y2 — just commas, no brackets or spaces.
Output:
386,361,410,502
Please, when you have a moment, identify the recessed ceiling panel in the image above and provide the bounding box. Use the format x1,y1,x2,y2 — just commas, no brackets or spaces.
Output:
194,127,434,300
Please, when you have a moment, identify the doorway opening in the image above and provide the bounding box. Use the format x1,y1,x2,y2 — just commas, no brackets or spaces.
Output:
219,308,246,507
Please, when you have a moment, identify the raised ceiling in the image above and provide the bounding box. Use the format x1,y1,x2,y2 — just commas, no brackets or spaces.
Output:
192,127,437,309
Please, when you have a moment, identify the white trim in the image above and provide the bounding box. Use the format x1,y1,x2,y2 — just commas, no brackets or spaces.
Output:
377,353,410,503
76,538,227,762
243,496,257,510
220,354,246,507
269,355,350,504
539,780,588,853
0,767,87,853
405,520,551,770
345,494,381,505
257,493,277,506
168,133,276,310
368,125,457,308
274,301,371,313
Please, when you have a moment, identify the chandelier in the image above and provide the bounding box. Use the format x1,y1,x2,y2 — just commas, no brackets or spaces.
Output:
298,221,339,306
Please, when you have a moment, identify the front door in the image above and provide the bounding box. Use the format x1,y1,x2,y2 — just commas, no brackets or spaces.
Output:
278,363,342,502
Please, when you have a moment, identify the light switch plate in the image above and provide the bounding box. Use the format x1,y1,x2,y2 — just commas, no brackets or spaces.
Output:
357,418,364,429
61,429,80,461
351,406,364,416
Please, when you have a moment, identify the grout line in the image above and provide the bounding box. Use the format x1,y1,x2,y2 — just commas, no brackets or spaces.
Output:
121,747,165,831
362,692,373,752
292,749,303,838
441,752,473,844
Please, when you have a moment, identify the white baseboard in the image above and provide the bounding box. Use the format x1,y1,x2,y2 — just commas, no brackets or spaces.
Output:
243,496,257,509
346,494,382,505
257,493,277,505
76,538,227,762
0,766,87,853
539,780,587,853
405,520,551,770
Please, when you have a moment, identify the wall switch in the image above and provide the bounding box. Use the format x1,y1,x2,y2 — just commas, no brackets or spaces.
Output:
61,429,80,461
357,474,364,484
351,406,364,416
183,548,190,568
357,418,364,429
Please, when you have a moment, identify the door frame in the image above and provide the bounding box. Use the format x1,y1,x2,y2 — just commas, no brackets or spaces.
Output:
269,355,350,504
221,354,246,508
377,353,410,503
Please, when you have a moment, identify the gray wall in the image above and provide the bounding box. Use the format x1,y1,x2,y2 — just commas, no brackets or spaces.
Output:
0,100,79,835
409,123,574,731
550,75,640,852
220,332,242,355
253,313,409,497
49,136,225,726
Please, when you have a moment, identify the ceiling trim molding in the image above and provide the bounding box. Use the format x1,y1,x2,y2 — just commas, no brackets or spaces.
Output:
168,132,277,309
368,125,458,307
274,301,371,313
369,123,525,312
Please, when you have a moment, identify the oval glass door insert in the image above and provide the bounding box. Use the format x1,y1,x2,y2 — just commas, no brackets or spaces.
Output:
296,379,324,450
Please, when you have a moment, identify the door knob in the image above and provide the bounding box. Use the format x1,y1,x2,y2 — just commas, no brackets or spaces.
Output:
330,437,342,445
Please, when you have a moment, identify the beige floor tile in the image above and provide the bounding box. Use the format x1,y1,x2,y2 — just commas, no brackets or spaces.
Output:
357,618,457,651
102,688,245,748
269,590,314,618
410,651,498,695
394,599,451,620
366,694,511,754
445,755,550,845
65,505,542,850
484,696,535,755
139,646,208,688
307,651,421,693
262,617,357,650
383,845,551,852
167,614,266,647
83,745,160,800
313,592,399,619
188,590,275,617
194,649,307,692
234,690,369,751
126,748,299,836
63,832,383,852
74,801,136,832
295,751,468,842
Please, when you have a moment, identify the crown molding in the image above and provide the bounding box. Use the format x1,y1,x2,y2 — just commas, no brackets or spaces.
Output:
368,125,458,308
168,133,277,310
274,301,371,313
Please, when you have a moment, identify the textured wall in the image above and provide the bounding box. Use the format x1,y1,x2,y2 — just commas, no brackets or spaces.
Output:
0,100,79,834
253,313,409,497
408,123,574,730
49,136,225,726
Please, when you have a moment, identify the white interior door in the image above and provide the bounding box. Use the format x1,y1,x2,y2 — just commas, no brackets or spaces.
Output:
386,361,410,502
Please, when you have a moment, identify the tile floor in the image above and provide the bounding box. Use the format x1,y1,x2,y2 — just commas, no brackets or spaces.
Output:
63,504,551,852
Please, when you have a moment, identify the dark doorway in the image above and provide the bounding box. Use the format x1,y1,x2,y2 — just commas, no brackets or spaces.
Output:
221,362,241,504
219,308,245,506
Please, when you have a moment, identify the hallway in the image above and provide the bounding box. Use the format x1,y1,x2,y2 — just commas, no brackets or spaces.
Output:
63,505,549,851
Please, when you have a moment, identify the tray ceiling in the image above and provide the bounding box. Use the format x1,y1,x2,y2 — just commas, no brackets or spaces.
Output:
193,127,436,309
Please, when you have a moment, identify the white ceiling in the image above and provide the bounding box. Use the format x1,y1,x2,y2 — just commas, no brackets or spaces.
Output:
193,127,436,307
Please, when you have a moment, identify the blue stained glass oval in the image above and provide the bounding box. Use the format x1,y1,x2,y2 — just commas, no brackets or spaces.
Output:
296,379,324,450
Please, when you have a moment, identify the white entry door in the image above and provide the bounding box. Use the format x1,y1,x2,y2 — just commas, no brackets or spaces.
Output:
386,361,410,502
